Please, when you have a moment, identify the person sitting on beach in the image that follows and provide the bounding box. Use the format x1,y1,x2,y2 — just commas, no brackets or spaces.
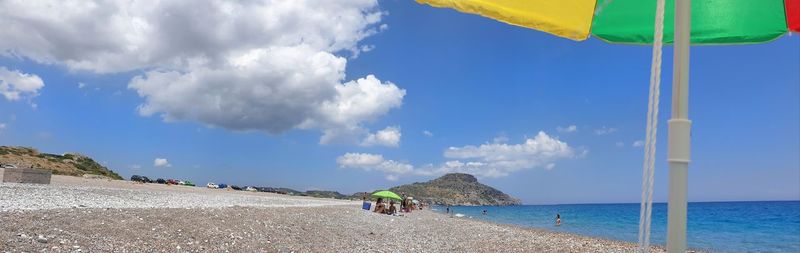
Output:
556,213,561,226
374,198,386,213
387,200,397,215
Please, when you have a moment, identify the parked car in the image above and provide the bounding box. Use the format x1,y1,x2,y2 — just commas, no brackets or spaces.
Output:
217,183,228,189
230,185,242,191
156,178,167,184
207,182,219,189
1,164,18,169
130,175,145,182
183,181,195,186
167,179,179,185
245,186,257,192
130,175,153,183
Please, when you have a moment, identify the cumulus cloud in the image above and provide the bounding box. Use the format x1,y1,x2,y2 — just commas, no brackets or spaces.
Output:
337,131,578,180
0,0,402,144
0,67,44,101
632,140,645,147
556,125,578,133
78,82,86,89
154,158,171,168
337,153,413,180
423,130,433,137
440,131,576,177
594,126,618,136
492,135,509,144
361,126,401,147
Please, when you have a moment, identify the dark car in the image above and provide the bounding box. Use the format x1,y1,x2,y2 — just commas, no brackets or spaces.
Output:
230,185,242,190
131,175,142,182
167,179,179,185
217,183,228,189
131,175,153,183
156,178,167,184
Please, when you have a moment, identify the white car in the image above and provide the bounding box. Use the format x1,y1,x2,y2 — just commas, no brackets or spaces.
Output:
0,164,17,169
245,186,257,192
206,182,219,189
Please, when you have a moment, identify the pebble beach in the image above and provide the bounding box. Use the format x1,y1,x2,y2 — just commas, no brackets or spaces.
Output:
1,176,663,252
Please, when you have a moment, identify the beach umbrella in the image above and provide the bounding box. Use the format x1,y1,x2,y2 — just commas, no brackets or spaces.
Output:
415,0,798,252
417,0,799,43
371,190,402,201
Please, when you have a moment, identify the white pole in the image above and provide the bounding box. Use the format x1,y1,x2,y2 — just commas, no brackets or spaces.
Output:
667,0,691,252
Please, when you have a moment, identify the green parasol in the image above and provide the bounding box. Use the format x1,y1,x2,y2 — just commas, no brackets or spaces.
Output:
371,190,402,201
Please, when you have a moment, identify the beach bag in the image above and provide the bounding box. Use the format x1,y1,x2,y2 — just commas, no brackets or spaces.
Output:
362,201,371,210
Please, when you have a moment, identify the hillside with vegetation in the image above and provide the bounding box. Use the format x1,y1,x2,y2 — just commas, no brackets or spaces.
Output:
389,173,521,206
0,146,123,180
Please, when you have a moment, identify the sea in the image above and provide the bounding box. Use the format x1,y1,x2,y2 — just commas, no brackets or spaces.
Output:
433,201,800,252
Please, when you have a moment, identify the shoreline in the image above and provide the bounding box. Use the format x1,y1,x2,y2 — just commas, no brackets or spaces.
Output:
425,209,670,252
1,176,665,252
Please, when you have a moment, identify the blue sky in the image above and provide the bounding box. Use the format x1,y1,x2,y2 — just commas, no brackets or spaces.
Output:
0,1,797,204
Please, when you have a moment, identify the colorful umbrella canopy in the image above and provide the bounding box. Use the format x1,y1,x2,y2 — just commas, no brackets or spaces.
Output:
415,0,796,252
417,0,800,44
371,190,402,201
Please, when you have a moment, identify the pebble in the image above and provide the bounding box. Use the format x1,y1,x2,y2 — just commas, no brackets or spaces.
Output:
0,180,662,253
36,235,48,243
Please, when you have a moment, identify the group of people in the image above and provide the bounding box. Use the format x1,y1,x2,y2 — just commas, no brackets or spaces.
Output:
363,193,421,215
371,198,398,215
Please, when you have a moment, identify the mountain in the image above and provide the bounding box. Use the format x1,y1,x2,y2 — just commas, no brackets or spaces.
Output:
305,190,348,199
0,146,123,180
389,173,521,206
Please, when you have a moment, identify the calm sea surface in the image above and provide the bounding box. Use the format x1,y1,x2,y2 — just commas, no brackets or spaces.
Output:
433,201,800,252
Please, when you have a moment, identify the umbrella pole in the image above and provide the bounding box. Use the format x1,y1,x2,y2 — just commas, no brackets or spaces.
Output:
666,0,691,252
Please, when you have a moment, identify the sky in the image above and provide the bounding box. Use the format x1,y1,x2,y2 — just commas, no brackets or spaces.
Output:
0,0,797,204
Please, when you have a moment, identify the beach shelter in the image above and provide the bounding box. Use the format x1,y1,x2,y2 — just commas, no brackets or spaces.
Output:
372,190,403,201
415,0,799,252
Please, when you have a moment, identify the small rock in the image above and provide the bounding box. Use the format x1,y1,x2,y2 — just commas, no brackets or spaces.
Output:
36,235,48,243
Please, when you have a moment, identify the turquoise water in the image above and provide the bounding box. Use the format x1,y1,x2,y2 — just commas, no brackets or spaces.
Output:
434,201,800,252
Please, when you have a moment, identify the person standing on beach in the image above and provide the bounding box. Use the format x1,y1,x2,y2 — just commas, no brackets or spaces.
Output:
556,213,561,226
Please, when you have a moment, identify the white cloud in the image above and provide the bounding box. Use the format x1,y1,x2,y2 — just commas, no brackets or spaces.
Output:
632,140,645,147
338,131,578,180
594,126,618,136
556,125,578,133
129,164,142,169
0,0,401,144
423,130,433,137
337,152,414,180
0,123,6,133
441,131,576,177
0,67,44,101
361,126,401,147
492,135,509,144
78,82,86,89
616,142,625,147
153,158,171,168
337,153,384,167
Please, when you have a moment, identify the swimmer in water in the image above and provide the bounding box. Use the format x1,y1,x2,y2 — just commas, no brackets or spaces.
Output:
556,213,561,226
